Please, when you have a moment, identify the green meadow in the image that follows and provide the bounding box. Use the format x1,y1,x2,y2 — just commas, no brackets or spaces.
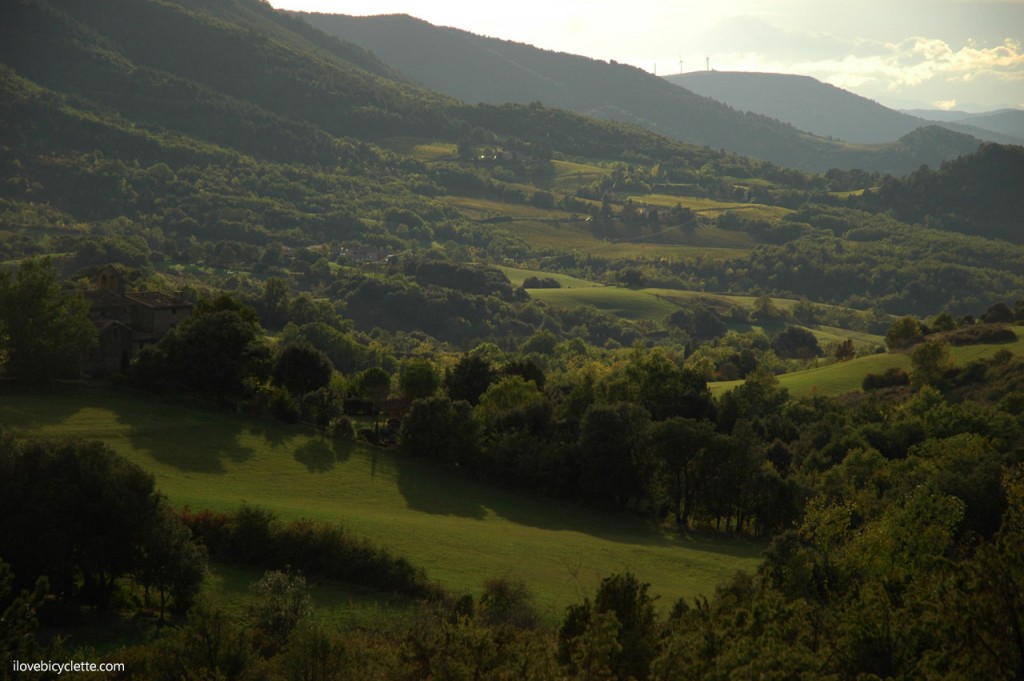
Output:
0,387,764,616
439,195,754,259
498,265,604,289
711,326,1024,397
526,286,682,322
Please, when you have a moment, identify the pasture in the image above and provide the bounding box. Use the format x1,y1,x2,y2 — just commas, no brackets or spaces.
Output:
526,286,682,322
439,195,755,259
711,326,1024,397
0,387,764,616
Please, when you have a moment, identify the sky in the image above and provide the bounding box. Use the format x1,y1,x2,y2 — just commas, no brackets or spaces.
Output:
268,1,1024,112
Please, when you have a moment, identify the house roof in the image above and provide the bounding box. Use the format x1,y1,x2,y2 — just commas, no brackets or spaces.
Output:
94,319,133,334
85,290,129,307
124,291,193,309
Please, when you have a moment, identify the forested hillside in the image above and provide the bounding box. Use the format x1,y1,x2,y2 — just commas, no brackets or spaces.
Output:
2,1,1024,679
667,71,1024,146
297,11,988,174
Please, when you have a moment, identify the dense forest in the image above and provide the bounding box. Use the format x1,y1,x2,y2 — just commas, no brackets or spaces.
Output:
2,0,1024,679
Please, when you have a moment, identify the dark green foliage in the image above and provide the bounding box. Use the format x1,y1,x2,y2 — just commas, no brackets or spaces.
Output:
861,143,1024,243
911,338,955,387
138,507,208,620
521,275,561,289
134,299,270,402
0,257,96,381
885,315,923,348
0,561,49,672
772,326,822,359
129,602,261,681
946,323,1019,346
180,506,438,599
248,569,313,657
649,417,717,528
444,354,496,406
668,305,728,341
0,434,206,612
577,402,651,509
401,396,477,467
398,358,440,401
136,296,272,399
476,578,540,630
559,572,658,681
271,342,333,398
862,367,911,390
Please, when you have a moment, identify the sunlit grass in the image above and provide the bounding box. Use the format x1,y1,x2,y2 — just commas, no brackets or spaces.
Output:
0,387,765,614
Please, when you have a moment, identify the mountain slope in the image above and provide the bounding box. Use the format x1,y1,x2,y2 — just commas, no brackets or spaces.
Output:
0,0,459,162
907,108,1024,140
295,12,981,174
667,71,1023,146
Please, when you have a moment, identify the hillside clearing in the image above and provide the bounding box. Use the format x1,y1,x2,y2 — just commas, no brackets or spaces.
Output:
0,387,764,614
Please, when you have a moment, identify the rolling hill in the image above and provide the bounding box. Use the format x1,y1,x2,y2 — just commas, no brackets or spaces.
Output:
906,107,1024,140
0,386,765,611
295,11,986,174
667,71,1024,146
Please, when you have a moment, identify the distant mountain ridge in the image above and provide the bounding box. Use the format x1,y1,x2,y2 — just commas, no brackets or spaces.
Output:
296,12,985,175
905,108,1024,140
668,71,1024,146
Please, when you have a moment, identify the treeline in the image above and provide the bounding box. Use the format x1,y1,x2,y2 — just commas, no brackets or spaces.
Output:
4,461,1022,680
0,432,439,612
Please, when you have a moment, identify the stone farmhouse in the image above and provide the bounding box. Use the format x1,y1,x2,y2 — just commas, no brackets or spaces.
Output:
84,265,193,375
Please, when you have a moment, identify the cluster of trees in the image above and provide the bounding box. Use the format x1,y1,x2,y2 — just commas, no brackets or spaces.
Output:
0,435,206,618
14,458,1020,680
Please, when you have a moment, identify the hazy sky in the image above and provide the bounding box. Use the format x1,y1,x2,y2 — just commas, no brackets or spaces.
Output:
268,0,1024,111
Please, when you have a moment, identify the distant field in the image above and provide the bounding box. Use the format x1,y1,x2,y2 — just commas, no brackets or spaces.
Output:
498,265,603,289
0,387,764,615
527,286,682,322
625,193,791,223
440,195,755,259
381,137,457,161
711,326,1024,397
551,159,607,192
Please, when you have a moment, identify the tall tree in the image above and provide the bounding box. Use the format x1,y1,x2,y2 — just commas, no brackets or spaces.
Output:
272,342,333,397
577,402,651,509
0,257,96,381
649,417,717,527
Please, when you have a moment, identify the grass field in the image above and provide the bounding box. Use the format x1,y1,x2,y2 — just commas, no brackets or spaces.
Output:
439,195,754,259
498,265,604,289
711,326,1024,397
527,286,682,322
0,387,764,616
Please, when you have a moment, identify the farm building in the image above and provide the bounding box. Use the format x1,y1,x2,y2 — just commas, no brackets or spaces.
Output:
83,265,193,375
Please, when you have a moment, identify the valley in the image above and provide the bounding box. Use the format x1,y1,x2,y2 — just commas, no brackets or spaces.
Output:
1,0,1023,678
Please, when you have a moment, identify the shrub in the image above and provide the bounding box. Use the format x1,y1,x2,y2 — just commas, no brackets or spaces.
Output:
179,506,440,599
862,367,911,391
946,325,1018,346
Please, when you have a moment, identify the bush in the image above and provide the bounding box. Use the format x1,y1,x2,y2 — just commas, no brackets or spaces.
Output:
946,324,1018,346
179,506,440,599
862,367,911,391
476,578,540,630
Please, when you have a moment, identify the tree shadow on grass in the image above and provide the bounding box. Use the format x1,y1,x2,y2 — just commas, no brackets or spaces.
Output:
388,448,488,520
293,437,351,473
0,383,111,430
117,404,257,474
386,446,746,548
